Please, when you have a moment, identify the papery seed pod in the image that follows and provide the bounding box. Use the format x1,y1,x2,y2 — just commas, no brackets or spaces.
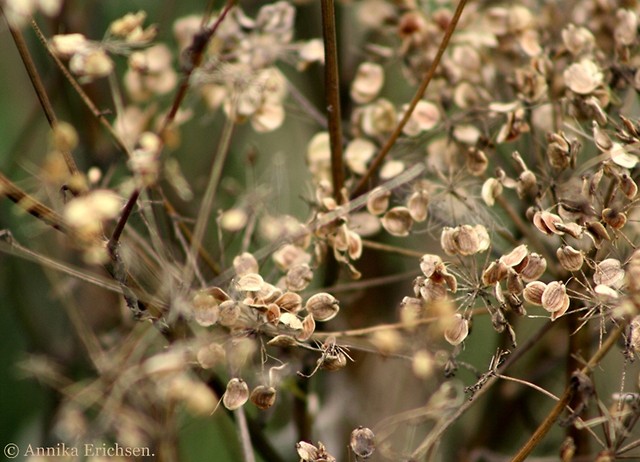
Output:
585,221,611,248
345,138,376,175
266,303,281,325
554,222,584,239
419,279,448,302
347,229,363,260
218,300,241,327
444,314,469,346
275,292,303,313
236,273,264,292
507,294,526,316
279,312,303,331
466,147,489,176
629,316,640,353
541,281,570,316
321,351,347,371
350,427,376,459
594,284,618,300
482,260,509,285
296,313,316,341
557,245,584,272
473,224,491,253
400,296,425,324
500,244,528,267
192,291,219,327
533,211,564,235
267,335,298,347
441,272,458,293
407,189,429,222
523,281,547,305
420,254,444,278
196,342,226,369
381,206,413,236
351,62,384,104
286,263,314,292
506,269,524,295
223,378,249,410
305,293,340,321
296,441,319,461
440,227,458,255
481,177,503,206
366,186,391,215
594,258,625,287
602,208,627,229
233,252,259,276
620,173,638,199
593,121,613,151
519,253,547,282
627,249,640,293
250,385,277,410
547,131,572,170
517,170,538,199
491,307,507,333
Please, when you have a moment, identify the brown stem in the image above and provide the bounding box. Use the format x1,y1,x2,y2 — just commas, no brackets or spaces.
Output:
107,188,140,256
5,14,78,176
510,322,627,462
350,0,469,199
321,0,345,203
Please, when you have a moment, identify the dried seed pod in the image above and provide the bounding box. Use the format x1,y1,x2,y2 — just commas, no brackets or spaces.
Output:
350,427,376,459
381,206,413,236
585,221,611,248
192,291,219,327
533,211,564,235
602,208,627,229
305,293,340,321
500,244,528,267
223,378,249,410
466,147,489,176
266,303,281,325
218,300,241,327
481,177,503,206
541,281,570,317
594,284,618,300
620,173,638,199
196,342,226,369
250,385,277,410
275,291,303,313
345,138,376,175
444,314,469,346
407,189,429,222
286,263,314,291
441,224,490,256
491,307,507,332
629,316,640,353
482,260,509,285
279,312,303,331
557,245,584,272
321,351,348,371
351,62,384,104
420,254,444,278
523,281,546,305
233,252,259,276
519,253,547,282
594,258,625,287
296,313,316,341
296,441,319,461
236,273,264,292
366,186,391,216
627,249,640,293
554,222,584,239
507,294,526,316
547,131,573,170
418,279,448,302
267,335,297,347
506,268,524,295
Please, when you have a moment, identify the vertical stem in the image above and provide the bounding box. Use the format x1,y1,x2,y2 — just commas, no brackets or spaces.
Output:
321,0,345,203
235,406,257,462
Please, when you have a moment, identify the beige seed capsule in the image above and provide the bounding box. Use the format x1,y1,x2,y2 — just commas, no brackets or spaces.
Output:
267,335,298,347
236,273,264,292
533,211,565,235
223,378,249,410
593,258,625,287
275,292,303,313
233,252,259,277
407,189,429,222
305,292,340,321
482,260,509,285
553,221,584,239
506,268,524,295
381,206,413,236
602,208,627,230
366,186,391,216
420,254,444,278
523,281,546,305
286,263,314,292
250,385,277,410
519,253,547,282
296,313,316,341
541,281,570,316
444,313,469,346
218,300,241,327
456,225,482,255
266,303,281,325
350,427,376,459
557,245,584,272
321,351,348,371
500,244,529,267
585,221,611,248
620,173,638,199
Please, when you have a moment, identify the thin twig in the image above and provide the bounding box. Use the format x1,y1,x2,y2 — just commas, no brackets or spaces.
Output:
320,0,345,202
361,239,425,258
5,14,78,176
350,0,469,199
510,322,627,462
234,406,257,462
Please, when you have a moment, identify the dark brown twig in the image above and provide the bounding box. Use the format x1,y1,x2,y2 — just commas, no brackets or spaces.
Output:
320,0,345,203
350,0,468,199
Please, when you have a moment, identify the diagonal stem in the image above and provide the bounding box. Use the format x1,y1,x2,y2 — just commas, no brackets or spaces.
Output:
350,0,468,199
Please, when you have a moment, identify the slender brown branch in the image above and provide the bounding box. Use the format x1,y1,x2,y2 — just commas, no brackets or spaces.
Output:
107,188,140,256
320,0,345,202
350,0,468,199
5,15,79,176
361,238,425,258
158,0,236,136
510,322,627,462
